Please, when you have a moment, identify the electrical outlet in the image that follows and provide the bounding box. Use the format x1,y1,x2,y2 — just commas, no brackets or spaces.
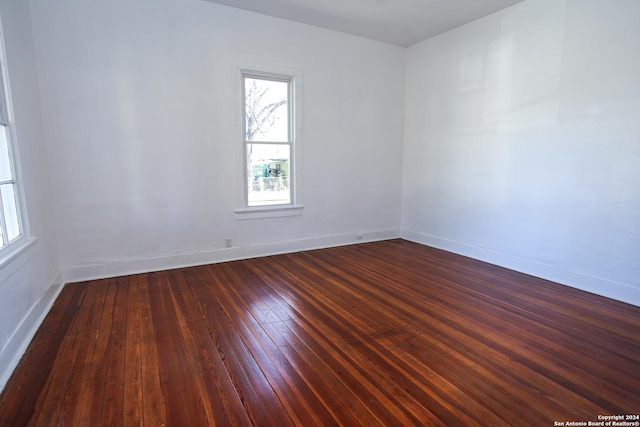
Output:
225,238,232,248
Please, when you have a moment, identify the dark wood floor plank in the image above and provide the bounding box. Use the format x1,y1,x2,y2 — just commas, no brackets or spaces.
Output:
146,270,209,426
50,277,128,427
137,274,167,426
184,265,297,426
168,268,253,426
378,240,640,338
300,251,552,425
213,262,335,426
220,261,376,426
123,275,143,426
310,242,640,419
34,281,109,426
248,255,486,426
100,278,128,426
243,257,443,426
70,279,120,426
298,255,510,425
229,261,387,426
304,244,626,420
165,270,222,426
1,239,639,426
0,284,84,426
314,243,640,413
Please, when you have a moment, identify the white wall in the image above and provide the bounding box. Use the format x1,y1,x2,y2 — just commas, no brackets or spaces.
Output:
28,0,405,281
0,0,62,390
402,0,640,305
26,0,640,302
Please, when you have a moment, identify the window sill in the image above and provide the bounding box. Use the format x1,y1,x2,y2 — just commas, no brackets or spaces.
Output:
235,205,303,220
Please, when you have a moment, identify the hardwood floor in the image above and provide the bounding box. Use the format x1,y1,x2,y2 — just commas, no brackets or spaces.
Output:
1,239,639,426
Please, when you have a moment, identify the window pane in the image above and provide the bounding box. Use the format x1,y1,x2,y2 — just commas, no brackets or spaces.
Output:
244,77,289,142
1,183,20,242
247,144,291,206
0,126,12,182
0,80,7,122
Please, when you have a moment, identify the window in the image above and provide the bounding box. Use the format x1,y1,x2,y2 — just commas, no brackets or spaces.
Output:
236,66,302,218
0,31,24,251
243,73,293,207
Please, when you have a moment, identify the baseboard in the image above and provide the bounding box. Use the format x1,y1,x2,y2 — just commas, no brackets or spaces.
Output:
0,270,65,392
401,229,640,307
63,228,401,283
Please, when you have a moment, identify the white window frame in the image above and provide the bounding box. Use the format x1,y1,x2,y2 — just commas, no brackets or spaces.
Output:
234,63,303,220
0,21,32,267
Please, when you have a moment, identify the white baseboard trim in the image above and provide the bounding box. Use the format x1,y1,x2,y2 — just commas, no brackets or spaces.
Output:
63,228,401,283
401,229,640,308
0,270,65,392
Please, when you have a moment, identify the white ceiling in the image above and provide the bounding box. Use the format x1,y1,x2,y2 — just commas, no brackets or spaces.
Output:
202,0,525,47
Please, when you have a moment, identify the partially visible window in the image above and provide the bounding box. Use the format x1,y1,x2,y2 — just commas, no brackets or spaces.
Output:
242,72,294,207
0,31,24,250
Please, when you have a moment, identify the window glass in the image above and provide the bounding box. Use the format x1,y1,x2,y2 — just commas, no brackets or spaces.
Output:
1,183,19,242
247,143,291,206
0,126,11,182
244,77,289,143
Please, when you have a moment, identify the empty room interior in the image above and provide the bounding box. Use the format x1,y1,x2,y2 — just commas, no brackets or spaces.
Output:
0,0,639,425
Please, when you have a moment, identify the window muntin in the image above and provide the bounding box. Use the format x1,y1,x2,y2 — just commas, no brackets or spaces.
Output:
242,73,294,207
